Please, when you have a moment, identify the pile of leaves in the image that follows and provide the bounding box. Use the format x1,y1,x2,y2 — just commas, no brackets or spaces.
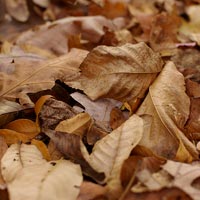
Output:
0,0,200,199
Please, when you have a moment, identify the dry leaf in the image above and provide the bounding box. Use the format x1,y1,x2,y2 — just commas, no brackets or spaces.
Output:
33,0,49,8
0,129,31,145
16,16,124,55
38,97,76,130
56,112,92,136
136,61,198,162
31,139,51,161
45,129,105,182
5,0,29,22
67,42,163,101
4,119,39,138
0,136,8,190
71,92,122,129
162,160,200,200
0,99,24,127
77,181,107,200
48,140,64,160
83,114,143,197
1,143,83,200
0,49,88,104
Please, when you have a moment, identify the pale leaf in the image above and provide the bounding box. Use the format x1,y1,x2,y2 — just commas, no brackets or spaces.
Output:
1,144,82,200
67,42,163,101
55,112,92,136
162,160,200,200
84,114,143,195
0,49,88,103
136,61,198,161
5,0,29,22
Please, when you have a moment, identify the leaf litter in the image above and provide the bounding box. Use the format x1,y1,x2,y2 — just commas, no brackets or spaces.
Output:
1,0,200,200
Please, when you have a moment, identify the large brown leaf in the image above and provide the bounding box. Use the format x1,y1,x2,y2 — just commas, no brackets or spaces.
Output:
0,49,88,104
136,61,198,162
67,42,163,101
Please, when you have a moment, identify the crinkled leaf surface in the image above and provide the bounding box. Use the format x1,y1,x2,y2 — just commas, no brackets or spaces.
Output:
0,49,88,103
136,62,198,162
67,42,163,101
83,114,143,196
1,144,83,200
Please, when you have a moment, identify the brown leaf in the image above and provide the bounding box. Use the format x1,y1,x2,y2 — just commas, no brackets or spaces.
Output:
38,97,76,130
31,139,51,161
77,181,107,200
67,42,163,101
136,62,198,162
44,129,105,182
5,0,29,22
0,49,88,104
16,16,124,55
48,140,64,160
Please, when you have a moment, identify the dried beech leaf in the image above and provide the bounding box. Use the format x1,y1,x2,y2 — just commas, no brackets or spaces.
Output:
45,129,105,182
0,49,88,103
31,139,51,161
84,115,143,196
1,144,82,200
0,99,24,127
56,112,92,136
0,129,31,145
162,160,200,200
4,119,39,138
0,136,8,190
5,0,29,22
77,181,107,200
136,62,198,162
71,92,122,129
16,16,123,55
38,98,76,130
67,42,163,101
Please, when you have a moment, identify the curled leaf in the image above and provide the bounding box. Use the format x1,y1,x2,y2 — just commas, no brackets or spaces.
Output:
136,62,198,162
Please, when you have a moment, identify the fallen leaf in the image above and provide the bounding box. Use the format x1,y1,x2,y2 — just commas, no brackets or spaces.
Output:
67,42,163,101
31,139,51,161
0,48,88,104
0,136,8,190
162,160,200,200
136,61,198,162
48,140,64,160
16,16,124,55
77,181,107,200
55,112,92,136
0,129,31,145
38,97,76,130
1,144,83,200
71,92,122,129
33,0,50,8
5,0,29,22
84,114,143,198
4,119,39,138
0,99,24,127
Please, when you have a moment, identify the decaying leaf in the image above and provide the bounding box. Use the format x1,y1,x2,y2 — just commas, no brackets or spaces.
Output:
48,140,64,161
5,0,29,22
67,42,163,101
136,61,198,162
1,144,83,200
